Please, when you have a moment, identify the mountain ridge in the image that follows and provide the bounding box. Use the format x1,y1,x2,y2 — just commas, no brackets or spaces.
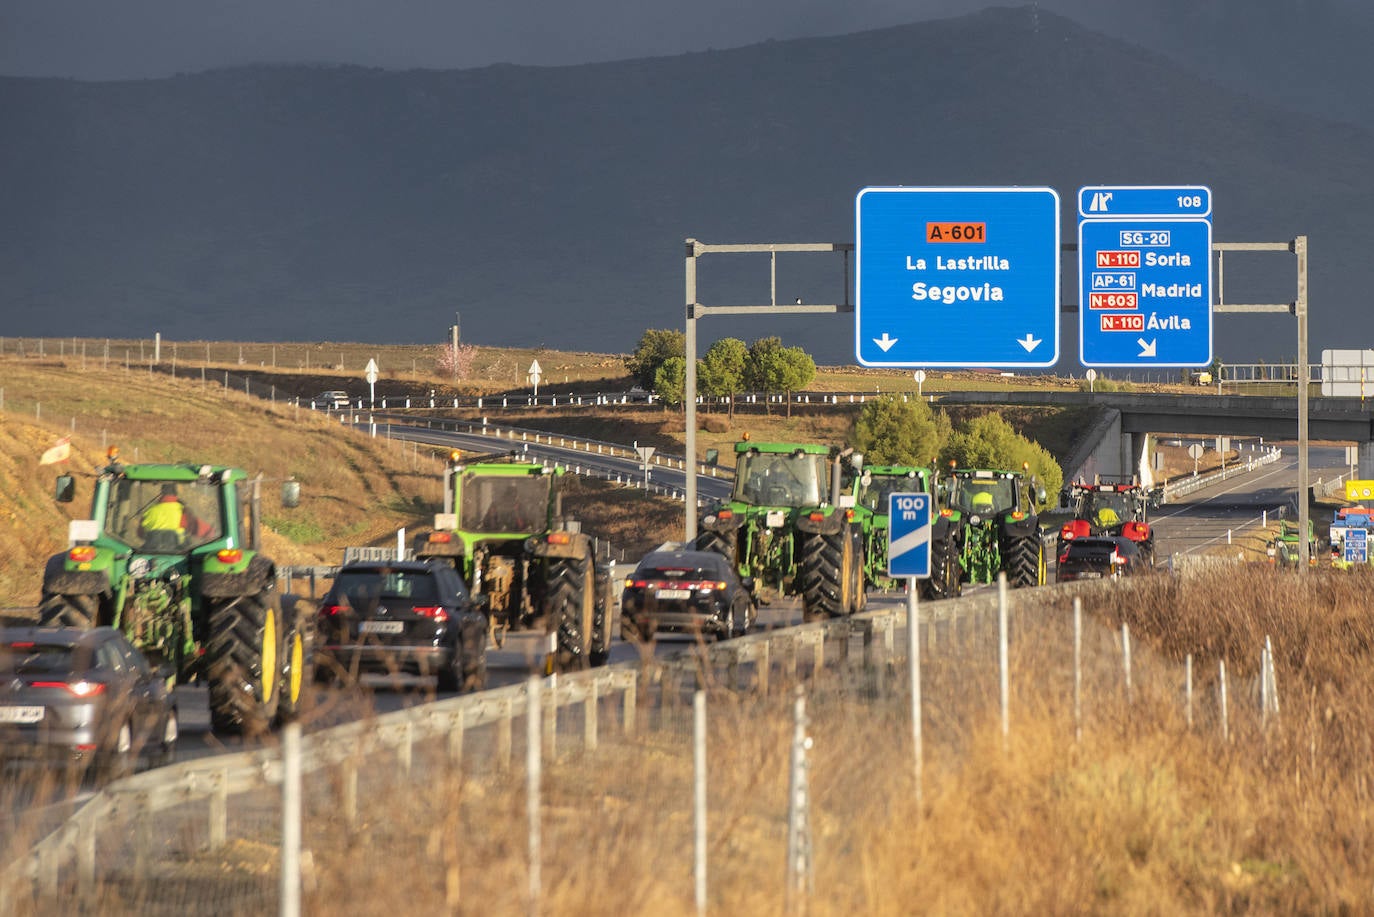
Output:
2,6,1369,366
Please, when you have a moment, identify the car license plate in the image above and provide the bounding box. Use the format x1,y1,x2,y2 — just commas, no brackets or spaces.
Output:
1076,571,1102,579
656,589,692,600
0,705,44,724
359,620,404,635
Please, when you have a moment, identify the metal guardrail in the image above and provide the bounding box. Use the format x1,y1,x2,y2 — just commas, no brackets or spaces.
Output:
1,665,640,896
1161,447,1283,501
1,579,1031,897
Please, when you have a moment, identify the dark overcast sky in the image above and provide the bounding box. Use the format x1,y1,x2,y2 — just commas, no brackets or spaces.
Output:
1,0,1012,80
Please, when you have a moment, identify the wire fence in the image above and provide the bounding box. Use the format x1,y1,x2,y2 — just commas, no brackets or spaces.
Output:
2,572,1290,915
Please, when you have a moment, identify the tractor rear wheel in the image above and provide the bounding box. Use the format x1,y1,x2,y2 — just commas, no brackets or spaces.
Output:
695,529,738,564
799,531,845,621
545,556,594,672
923,533,963,600
206,589,283,735
1004,533,1045,588
38,593,100,629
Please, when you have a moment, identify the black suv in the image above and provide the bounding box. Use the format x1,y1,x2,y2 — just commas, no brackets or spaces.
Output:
316,560,488,691
1055,536,1144,583
621,548,756,642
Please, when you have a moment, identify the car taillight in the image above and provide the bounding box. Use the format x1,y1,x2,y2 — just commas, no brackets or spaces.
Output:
30,680,106,698
1060,525,1075,540
1011,511,1025,521
547,532,571,545
718,509,733,520
428,532,452,544
629,580,648,589
320,604,347,617
413,606,449,622
68,546,97,563
7,641,35,649
216,549,243,564
808,512,825,522
714,581,728,591
1111,551,1125,565
939,508,953,517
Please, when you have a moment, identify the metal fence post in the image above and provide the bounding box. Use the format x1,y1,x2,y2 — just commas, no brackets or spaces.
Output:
281,721,302,917
448,710,466,763
526,678,542,917
784,685,813,910
1185,654,1194,729
209,769,229,850
998,574,1010,748
585,679,599,751
623,674,637,737
694,690,708,917
1219,660,1230,742
1073,598,1083,743
1122,622,1133,700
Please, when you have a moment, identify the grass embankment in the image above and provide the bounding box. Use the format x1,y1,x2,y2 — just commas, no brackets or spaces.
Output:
306,569,1374,914
0,358,678,606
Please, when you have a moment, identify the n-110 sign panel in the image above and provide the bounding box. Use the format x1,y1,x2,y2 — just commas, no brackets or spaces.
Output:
1078,185,1213,368
855,187,1060,368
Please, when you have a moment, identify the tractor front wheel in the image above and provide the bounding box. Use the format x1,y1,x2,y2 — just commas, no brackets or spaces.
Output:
799,531,846,622
38,593,101,629
274,599,313,726
206,590,283,735
923,532,964,600
1004,533,1046,588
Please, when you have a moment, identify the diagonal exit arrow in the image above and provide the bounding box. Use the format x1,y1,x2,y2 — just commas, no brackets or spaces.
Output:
873,332,898,352
890,525,930,560
1137,338,1157,357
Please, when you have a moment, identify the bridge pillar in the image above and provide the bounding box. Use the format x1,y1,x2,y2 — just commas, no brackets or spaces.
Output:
1360,442,1374,480
1131,432,1156,488
1063,409,1124,485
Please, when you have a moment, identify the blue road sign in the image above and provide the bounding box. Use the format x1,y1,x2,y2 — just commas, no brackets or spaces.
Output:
887,492,932,579
1345,527,1367,565
1078,185,1213,368
855,187,1060,368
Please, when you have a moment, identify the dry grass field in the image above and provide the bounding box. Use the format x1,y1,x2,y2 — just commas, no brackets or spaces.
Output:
13,568,1373,916
0,355,679,606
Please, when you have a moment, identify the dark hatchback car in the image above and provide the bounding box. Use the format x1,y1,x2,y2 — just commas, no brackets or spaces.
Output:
0,626,177,778
621,548,756,642
316,560,488,692
1056,536,1144,583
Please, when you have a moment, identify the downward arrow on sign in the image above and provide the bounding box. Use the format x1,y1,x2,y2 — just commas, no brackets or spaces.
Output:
1017,333,1041,353
1137,338,1157,358
873,333,898,352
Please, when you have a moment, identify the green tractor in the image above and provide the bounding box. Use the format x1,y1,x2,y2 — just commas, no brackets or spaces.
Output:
696,441,865,621
851,464,963,600
413,450,614,671
940,466,1048,588
41,452,310,734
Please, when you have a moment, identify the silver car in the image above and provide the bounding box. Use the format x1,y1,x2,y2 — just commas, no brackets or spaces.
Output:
0,626,178,778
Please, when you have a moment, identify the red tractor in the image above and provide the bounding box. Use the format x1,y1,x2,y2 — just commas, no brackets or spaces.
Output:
1057,477,1161,566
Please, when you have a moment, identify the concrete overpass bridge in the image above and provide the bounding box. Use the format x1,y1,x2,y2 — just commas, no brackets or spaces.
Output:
936,390,1374,484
